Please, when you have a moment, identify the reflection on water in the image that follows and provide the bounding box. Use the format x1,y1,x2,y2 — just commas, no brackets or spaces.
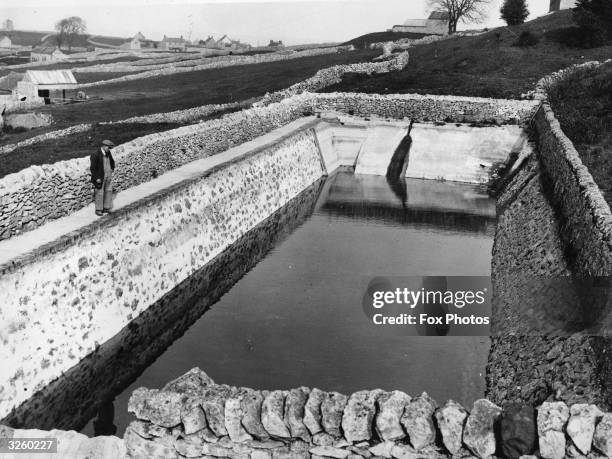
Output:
78,171,494,436
322,172,496,234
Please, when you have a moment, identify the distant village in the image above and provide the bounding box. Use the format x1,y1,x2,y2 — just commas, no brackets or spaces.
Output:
0,18,285,64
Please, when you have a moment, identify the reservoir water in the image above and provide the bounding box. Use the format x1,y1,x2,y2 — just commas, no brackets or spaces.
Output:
79,170,495,437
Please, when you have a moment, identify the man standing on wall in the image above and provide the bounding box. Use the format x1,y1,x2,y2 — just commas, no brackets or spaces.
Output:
90,139,116,216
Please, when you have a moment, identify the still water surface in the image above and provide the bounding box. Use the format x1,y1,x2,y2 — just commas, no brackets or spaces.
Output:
82,171,495,437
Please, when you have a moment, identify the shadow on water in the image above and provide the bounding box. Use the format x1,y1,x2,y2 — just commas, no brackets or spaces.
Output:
1,179,325,432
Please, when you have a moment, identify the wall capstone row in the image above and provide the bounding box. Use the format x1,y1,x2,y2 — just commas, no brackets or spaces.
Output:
124,368,612,459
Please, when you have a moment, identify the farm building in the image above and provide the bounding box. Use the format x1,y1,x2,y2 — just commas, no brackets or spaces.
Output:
268,40,284,48
202,36,218,49
549,0,577,11
121,36,141,50
215,35,250,51
0,35,11,48
160,35,186,51
30,46,66,62
392,11,449,35
16,69,77,103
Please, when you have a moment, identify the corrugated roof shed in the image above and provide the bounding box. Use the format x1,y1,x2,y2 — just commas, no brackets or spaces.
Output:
23,70,77,85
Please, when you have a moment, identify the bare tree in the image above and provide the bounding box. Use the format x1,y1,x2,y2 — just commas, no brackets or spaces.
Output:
55,16,86,51
428,0,491,34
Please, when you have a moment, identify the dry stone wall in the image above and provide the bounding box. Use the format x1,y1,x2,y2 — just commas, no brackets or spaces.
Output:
122,367,612,459
532,99,612,277
0,98,309,240
0,128,325,420
309,92,538,125
255,52,410,106
76,47,343,88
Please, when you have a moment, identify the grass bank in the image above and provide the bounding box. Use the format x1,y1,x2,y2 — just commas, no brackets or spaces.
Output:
547,61,612,206
322,10,612,99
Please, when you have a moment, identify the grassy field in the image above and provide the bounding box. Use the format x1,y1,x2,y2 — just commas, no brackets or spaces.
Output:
0,48,378,174
322,10,612,99
5,48,377,131
548,61,612,206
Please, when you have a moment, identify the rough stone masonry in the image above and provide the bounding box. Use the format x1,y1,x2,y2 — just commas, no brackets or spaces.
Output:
119,368,612,459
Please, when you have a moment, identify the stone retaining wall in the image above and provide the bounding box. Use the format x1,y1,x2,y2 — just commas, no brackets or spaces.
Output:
0,93,538,241
0,128,325,420
1,179,324,431
122,367,612,459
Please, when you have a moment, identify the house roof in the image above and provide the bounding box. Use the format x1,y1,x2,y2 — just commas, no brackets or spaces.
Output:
0,35,10,41
23,70,77,85
31,46,64,55
402,19,428,27
429,11,450,20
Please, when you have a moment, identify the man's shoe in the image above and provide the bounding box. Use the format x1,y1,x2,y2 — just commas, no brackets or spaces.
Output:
102,208,111,214
95,210,104,216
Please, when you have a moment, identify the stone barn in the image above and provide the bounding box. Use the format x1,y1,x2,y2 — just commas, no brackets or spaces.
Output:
16,70,78,104
549,0,577,11
392,11,450,35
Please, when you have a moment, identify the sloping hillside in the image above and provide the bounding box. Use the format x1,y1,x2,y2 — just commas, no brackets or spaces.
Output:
2,30,51,46
324,10,612,99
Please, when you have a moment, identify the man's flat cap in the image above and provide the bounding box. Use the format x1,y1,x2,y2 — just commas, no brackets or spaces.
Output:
102,139,115,147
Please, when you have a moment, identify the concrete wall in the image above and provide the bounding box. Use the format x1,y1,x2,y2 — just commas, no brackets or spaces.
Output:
0,128,325,421
314,118,529,184
406,124,528,184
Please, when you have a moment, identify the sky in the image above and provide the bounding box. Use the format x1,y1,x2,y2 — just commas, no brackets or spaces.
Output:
0,0,551,46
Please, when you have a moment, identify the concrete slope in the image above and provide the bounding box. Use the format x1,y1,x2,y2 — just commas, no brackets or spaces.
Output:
405,123,527,184
354,125,408,175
